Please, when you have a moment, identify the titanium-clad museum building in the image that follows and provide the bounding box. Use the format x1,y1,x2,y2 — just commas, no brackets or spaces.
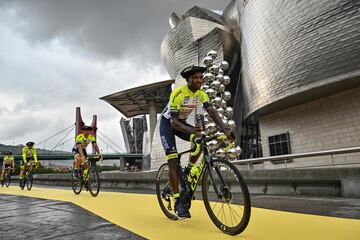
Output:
102,0,360,170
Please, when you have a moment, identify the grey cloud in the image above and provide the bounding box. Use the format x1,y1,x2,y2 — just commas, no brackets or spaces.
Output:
0,0,229,150
2,0,229,63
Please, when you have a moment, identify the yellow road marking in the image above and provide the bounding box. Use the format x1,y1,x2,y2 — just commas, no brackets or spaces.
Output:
0,186,359,240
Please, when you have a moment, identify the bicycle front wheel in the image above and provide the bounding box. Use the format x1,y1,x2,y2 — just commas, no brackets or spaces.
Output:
202,159,251,235
71,171,83,195
5,173,11,187
88,168,100,197
26,173,33,191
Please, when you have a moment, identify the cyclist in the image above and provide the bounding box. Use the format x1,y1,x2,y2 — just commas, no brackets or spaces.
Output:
160,65,235,219
20,142,38,186
1,151,15,182
72,126,102,180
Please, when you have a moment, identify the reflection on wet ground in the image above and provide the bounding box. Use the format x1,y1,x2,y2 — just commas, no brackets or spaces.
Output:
0,194,145,240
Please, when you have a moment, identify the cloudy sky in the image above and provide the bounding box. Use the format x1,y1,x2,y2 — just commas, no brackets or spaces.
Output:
0,0,228,152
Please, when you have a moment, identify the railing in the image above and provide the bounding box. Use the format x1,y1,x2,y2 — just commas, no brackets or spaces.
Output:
0,153,143,161
232,146,360,170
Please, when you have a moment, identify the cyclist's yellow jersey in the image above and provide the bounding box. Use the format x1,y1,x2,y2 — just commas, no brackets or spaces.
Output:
22,146,38,163
3,155,14,162
75,133,96,149
162,84,210,120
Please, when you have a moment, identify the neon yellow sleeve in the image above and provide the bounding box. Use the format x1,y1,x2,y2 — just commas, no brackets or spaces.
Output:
22,147,27,163
89,134,96,143
169,88,182,111
76,134,84,144
199,90,209,104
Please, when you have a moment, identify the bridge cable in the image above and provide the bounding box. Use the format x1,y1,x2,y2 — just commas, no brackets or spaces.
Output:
97,130,124,152
97,132,123,153
96,135,121,154
50,125,76,152
37,123,75,146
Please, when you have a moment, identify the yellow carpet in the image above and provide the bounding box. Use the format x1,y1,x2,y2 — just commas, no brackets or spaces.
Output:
0,186,359,240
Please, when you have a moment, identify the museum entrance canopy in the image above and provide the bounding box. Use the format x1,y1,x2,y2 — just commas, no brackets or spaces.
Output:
100,79,175,142
100,79,174,118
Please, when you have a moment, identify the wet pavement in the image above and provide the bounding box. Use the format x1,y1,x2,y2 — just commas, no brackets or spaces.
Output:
0,194,145,240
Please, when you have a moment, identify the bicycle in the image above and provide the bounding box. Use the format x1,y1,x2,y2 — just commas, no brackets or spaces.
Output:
1,166,14,187
71,155,101,197
20,161,37,191
155,134,251,235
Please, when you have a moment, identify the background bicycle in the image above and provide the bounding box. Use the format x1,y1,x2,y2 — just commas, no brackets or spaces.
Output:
1,166,13,187
20,161,37,191
71,155,101,197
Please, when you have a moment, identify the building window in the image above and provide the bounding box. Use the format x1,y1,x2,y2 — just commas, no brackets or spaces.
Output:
268,132,291,156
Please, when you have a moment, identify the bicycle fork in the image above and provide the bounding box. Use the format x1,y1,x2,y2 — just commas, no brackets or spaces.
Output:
205,160,227,200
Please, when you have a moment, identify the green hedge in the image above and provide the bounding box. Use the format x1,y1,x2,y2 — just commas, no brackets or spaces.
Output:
6,160,120,174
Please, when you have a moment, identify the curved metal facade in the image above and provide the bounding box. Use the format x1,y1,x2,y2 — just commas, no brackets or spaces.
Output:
239,0,360,117
151,0,360,166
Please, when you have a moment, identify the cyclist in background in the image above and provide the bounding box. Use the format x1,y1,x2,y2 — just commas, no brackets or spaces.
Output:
20,142,38,186
72,126,102,179
1,151,15,182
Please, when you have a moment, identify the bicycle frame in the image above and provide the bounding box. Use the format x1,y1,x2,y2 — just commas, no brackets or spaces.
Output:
24,161,36,175
177,136,227,201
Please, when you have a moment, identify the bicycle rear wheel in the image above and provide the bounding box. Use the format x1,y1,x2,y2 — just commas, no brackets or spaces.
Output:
20,177,26,190
71,171,83,195
5,173,11,187
88,168,100,197
155,163,178,220
202,159,251,235
26,172,33,191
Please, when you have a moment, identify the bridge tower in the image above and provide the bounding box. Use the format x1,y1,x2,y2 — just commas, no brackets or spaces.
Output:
75,107,98,154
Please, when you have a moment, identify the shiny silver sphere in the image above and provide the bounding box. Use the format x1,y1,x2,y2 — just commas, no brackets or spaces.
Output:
206,122,217,135
227,120,236,131
201,84,210,91
222,117,228,125
207,139,218,151
225,107,233,119
218,68,224,76
221,99,227,108
203,72,214,83
212,96,222,108
223,76,231,85
203,56,213,67
204,117,209,125
207,50,218,60
235,145,242,157
216,107,225,115
215,74,224,83
205,88,216,99
220,61,229,71
219,84,225,93
209,65,219,75
211,80,221,91
215,149,226,159
224,91,231,101
214,132,224,138
226,148,237,160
